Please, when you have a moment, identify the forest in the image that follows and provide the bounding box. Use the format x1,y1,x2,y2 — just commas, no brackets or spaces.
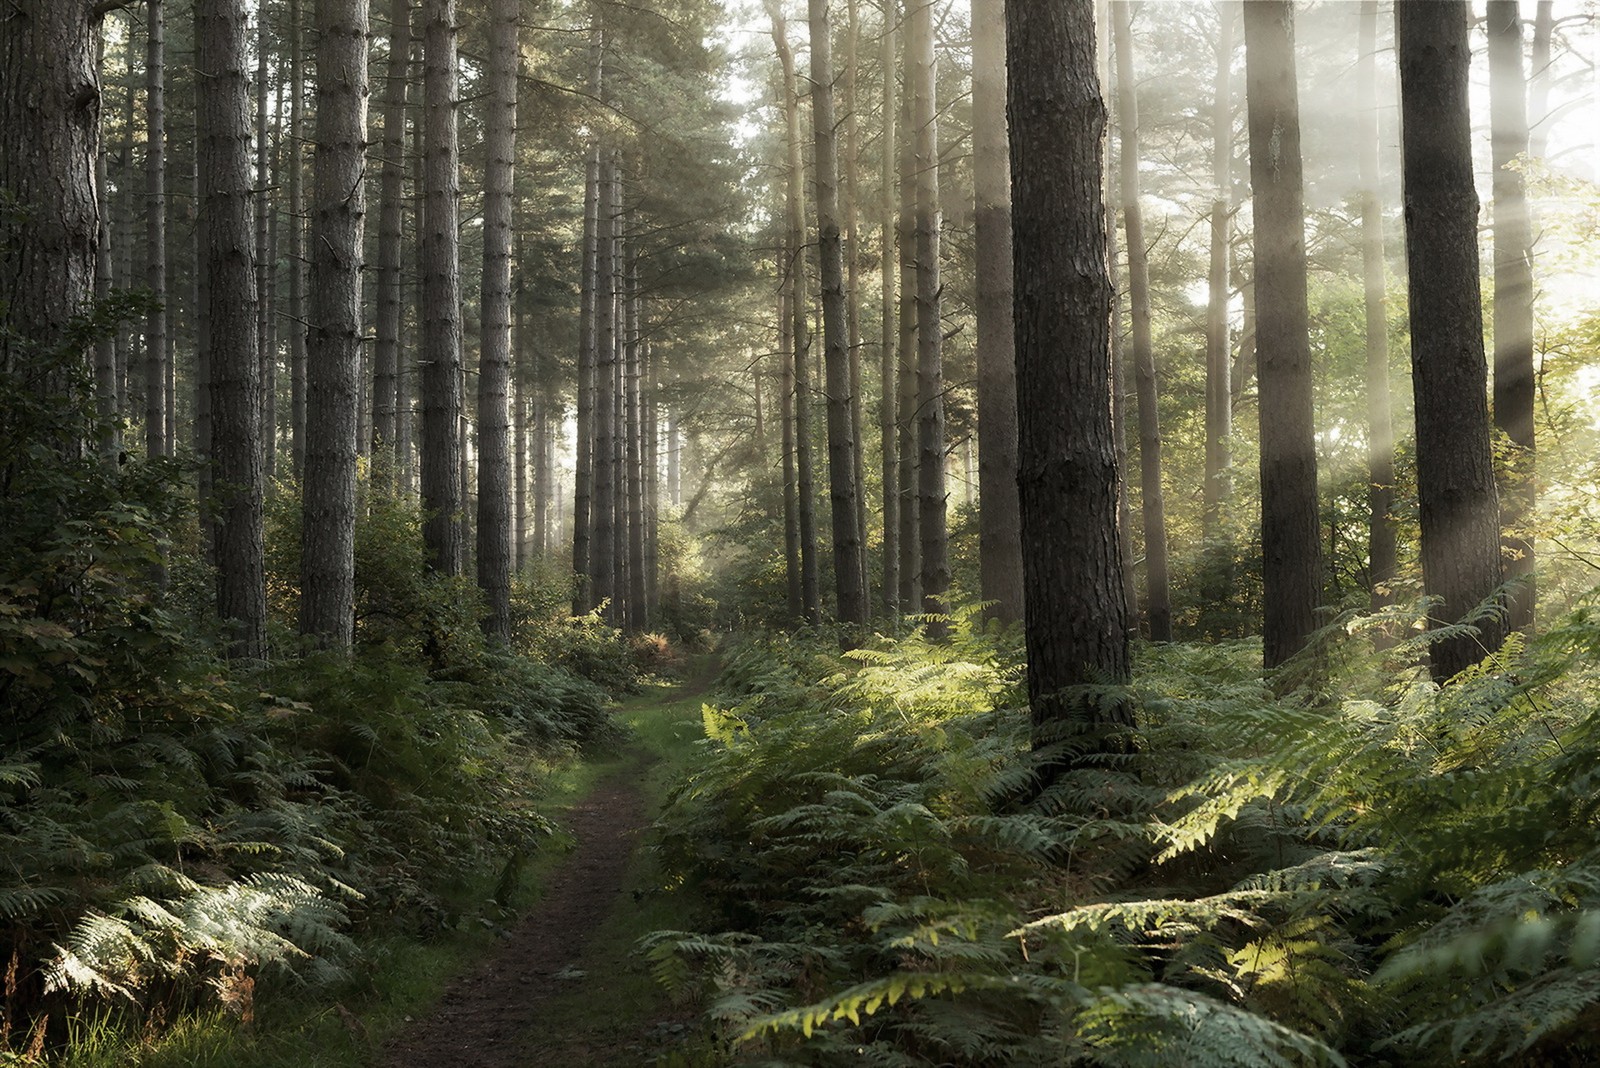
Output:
3,0,1600,1063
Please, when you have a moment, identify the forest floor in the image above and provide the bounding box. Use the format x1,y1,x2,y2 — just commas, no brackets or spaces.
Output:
381,660,716,1068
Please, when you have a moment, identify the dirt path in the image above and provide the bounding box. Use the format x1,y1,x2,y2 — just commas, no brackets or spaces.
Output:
382,765,654,1068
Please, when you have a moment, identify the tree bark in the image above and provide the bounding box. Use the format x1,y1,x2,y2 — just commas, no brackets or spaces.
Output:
879,0,899,616
1113,3,1171,642
626,254,647,631
147,0,169,459
806,0,868,627
254,1,272,474
768,1,820,625
1396,0,1507,680
1007,0,1131,754
287,0,307,476
373,0,411,461
476,0,517,643
1243,0,1320,669
909,0,948,630
572,123,600,612
972,0,1023,624
197,0,267,657
420,0,465,575
0,0,98,418
1358,1,1396,623
1203,2,1233,537
300,0,368,648
592,153,619,618
779,271,803,619
1487,0,1535,632
96,36,118,463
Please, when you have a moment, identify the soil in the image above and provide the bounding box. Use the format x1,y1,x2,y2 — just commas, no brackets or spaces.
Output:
382,764,656,1068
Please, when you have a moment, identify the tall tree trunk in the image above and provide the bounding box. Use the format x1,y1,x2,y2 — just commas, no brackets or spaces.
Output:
1243,0,1320,670
197,0,266,657
572,141,600,612
806,0,868,627
1007,0,1131,760
147,0,169,459
96,41,119,463
592,153,618,619
768,2,820,624
845,0,869,610
1358,1,1396,623
612,200,629,627
667,409,680,506
420,0,464,575
1202,2,1233,537
288,0,307,475
0,0,98,433
1528,2,1554,161
626,256,647,632
1487,0,1535,632
1396,0,1507,681
195,106,213,527
373,0,410,461
780,274,803,619
476,0,517,643
910,0,947,628
896,51,920,617
1113,4,1171,642
300,0,368,648
879,0,899,616
972,0,1023,623
255,1,272,474
644,340,659,615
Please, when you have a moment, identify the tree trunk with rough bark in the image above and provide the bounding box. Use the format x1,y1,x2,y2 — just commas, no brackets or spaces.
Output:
373,0,410,462
972,0,1023,625
1487,0,1535,633
197,0,267,657
1203,2,1233,538
420,0,464,575
288,0,307,476
300,0,368,648
1358,1,1396,624
1007,0,1131,757
909,0,948,631
1396,0,1507,681
592,153,618,619
806,0,868,627
1114,3,1171,642
476,0,517,643
147,0,169,459
1243,0,1320,670
879,0,899,616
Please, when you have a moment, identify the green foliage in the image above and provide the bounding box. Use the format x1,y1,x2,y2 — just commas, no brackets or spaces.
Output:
646,595,1600,1065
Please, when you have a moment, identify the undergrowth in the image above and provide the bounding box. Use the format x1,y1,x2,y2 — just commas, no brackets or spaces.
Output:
646,599,1600,1066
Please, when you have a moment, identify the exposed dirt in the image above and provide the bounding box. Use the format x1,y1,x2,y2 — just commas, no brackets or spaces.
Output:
382,766,655,1068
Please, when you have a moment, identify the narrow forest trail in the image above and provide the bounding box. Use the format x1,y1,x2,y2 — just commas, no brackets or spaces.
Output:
382,662,715,1068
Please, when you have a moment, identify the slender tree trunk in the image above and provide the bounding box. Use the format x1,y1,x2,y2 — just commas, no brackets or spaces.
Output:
592,153,618,619
1358,1,1396,623
288,0,307,475
197,0,266,658
1202,2,1233,537
420,0,464,575
373,0,410,461
254,1,273,473
265,74,282,468
644,341,659,614
879,0,899,616
1007,0,1131,759
96,49,119,462
1243,0,1320,670
572,144,600,612
626,258,647,631
1488,0,1536,632
612,199,629,627
1529,2,1554,161
119,64,141,430
146,0,169,459
896,54,920,618
475,0,516,642
1396,0,1507,681
845,0,870,610
780,274,803,619
195,108,213,526
768,2,820,624
972,0,1023,623
300,0,367,648
1114,4,1171,642
910,0,948,627
806,0,868,627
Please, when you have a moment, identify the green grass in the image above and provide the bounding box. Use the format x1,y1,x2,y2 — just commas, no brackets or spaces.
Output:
48,660,719,1068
